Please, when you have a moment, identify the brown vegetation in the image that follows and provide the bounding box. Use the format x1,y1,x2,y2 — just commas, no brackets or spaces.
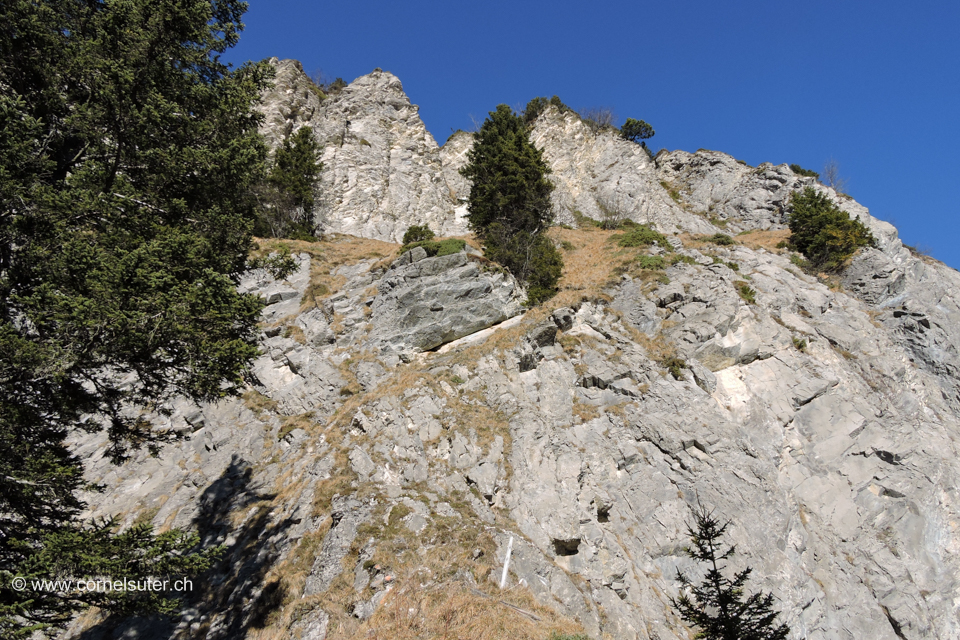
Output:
734,228,791,252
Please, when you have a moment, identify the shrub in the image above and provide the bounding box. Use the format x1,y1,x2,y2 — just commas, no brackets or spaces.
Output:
522,234,565,305
661,356,687,380
579,106,618,132
793,337,807,352
735,281,757,304
789,163,820,179
660,180,682,203
671,254,698,266
596,196,630,230
398,238,466,257
572,210,602,229
402,224,436,244
787,187,875,271
615,224,670,249
523,95,575,124
635,255,666,270
706,233,735,246
256,126,323,239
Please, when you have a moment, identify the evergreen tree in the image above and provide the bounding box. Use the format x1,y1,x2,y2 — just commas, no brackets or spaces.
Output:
460,104,562,304
0,1,273,635
256,125,323,239
788,187,875,272
671,505,790,640
402,224,436,245
620,118,655,145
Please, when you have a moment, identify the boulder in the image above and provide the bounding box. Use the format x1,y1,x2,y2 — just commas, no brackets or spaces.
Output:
369,251,525,353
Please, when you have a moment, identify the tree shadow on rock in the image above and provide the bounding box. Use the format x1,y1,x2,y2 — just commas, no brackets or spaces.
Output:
72,454,298,640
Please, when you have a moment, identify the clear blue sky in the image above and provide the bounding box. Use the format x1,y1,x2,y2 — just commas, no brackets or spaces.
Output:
225,0,960,270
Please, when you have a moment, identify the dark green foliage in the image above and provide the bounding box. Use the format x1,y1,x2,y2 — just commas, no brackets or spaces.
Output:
792,337,807,352
615,225,671,249
572,210,602,228
735,282,757,304
789,164,820,179
481,231,563,305
255,126,323,240
0,0,267,633
325,77,347,94
461,105,562,303
398,238,466,257
706,233,735,246
671,254,699,266
661,180,683,203
635,255,666,270
620,118,655,145
523,95,575,124
402,224,436,244
788,187,876,271
671,505,790,640
661,356,687,380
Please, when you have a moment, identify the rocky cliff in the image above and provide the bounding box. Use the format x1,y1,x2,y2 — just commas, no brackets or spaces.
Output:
62,64,960,640
259,59,467,242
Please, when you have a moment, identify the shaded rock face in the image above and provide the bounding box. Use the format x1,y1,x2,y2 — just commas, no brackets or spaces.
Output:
64,67,960,640
258,60,466,242
370,250,525,354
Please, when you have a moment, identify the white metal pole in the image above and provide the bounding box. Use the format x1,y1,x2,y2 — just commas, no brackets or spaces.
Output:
499,536,514,589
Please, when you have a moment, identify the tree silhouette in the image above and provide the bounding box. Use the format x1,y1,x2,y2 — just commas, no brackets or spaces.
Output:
671,504,790,640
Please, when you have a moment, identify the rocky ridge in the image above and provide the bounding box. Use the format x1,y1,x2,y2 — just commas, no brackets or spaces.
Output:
62,64,960,640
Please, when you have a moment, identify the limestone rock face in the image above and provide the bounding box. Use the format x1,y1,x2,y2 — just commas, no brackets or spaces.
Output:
258,60,466,242
63,65,960,640
528,108,714,233
439,108,716,234
655,149,803,231
258,58,325,150
438,129,474,229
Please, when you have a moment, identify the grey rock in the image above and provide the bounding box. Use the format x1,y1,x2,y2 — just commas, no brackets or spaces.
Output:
68,66,960,640
466,462,498,500
370,252,525,353
260,61,466,242
304,496,374,596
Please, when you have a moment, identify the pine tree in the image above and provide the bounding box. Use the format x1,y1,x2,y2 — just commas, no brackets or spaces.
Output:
460,104,562,304
0,1,273,635
620,118,655,145
256,125,323,239
787,187,875,272
671,505,790,640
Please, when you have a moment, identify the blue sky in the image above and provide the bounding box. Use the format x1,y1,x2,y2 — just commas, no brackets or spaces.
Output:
226,0,960,270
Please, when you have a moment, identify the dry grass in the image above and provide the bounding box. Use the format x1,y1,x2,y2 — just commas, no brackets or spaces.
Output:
243,388,279,418
572,399,600,423
277,412,314,440
332,581,585,640
250,480,586,640
734,228,791,252
545,226,638,309
283,324,307,344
